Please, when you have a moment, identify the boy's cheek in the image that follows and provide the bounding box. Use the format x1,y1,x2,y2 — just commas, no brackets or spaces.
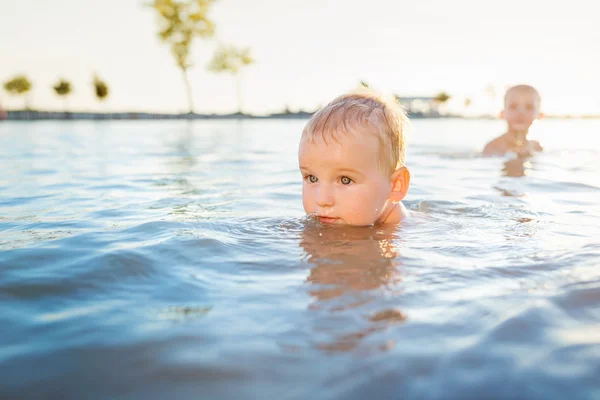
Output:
302,200,314,214
301,191,315,213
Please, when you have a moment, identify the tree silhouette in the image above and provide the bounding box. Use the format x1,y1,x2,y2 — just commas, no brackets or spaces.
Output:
149,0,216,114
53,79,73,112
433,92,451,115
434,92,451,104
485,84,497,100
3,75,33,110
93,75,109,102
208,45,254,114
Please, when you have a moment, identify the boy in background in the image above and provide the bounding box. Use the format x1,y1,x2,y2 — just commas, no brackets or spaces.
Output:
483,85,544,156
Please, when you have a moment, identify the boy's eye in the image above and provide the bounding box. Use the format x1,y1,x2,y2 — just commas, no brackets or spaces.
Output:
340,176,353,185
307,175,318,183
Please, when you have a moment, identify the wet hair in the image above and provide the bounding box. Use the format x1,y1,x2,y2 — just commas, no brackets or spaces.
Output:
301,88,408,175
504,85,541,106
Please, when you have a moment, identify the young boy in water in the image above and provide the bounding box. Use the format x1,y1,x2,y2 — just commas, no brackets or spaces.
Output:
483,85,544,156
298,88,410,226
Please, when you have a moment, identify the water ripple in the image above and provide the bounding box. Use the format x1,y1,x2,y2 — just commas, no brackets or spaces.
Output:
0,119,599,399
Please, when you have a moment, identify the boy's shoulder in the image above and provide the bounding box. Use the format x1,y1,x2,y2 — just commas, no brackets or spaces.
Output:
482,133,509,156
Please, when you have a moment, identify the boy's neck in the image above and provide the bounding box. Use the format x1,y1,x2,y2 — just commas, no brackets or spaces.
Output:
379,202,408,225
506,128,529,144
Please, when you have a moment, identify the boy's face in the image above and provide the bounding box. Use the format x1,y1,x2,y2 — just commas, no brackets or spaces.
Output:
502,89,541,132
298,130,394,226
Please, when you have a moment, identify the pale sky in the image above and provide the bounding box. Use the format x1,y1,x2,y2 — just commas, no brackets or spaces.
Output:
0,0,599,115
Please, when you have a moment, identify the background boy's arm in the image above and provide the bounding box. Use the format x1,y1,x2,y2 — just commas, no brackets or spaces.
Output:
529,140,543,152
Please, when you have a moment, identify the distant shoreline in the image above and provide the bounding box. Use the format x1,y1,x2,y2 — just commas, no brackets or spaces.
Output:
1,110,598,121
1,109,449,121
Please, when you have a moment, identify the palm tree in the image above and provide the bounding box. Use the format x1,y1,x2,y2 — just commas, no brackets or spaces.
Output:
53,79,73,112
462,97,472,117
434,92,451,115
93,75,109,102
0,100,6,120
207,45,254,114
3,75,32,110
434,92,451,104
485,84,497,112
149,0,216,114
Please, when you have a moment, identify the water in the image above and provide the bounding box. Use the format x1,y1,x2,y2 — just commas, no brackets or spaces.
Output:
1,118,599,399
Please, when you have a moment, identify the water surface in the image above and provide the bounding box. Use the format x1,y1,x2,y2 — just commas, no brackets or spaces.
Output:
1,118,599,399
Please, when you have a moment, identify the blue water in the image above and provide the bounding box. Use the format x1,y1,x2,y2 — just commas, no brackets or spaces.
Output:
1,119,599,399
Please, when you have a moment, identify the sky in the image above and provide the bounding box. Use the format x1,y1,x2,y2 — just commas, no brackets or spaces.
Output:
0,0,599,115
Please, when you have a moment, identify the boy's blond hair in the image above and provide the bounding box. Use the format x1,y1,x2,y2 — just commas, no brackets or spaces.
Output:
302,88,408,175
504,85,541,106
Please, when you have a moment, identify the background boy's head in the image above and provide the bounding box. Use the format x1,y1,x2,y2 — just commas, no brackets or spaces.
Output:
502,85,542,133
298,88,410,226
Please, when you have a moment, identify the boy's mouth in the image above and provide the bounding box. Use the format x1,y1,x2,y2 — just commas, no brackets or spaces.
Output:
316,216,340,224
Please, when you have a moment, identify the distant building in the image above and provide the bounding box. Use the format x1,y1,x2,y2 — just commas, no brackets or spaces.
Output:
396,96,440,117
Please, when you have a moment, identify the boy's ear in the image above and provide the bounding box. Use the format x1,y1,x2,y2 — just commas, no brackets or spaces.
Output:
538,112,545,119
499,110,505,119
389,166,410,202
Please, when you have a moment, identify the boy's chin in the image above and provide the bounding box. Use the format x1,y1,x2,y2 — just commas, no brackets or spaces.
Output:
508,123,532,132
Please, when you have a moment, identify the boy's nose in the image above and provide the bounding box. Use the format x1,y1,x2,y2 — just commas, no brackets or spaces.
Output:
516,106,530,114
315,185,334,208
